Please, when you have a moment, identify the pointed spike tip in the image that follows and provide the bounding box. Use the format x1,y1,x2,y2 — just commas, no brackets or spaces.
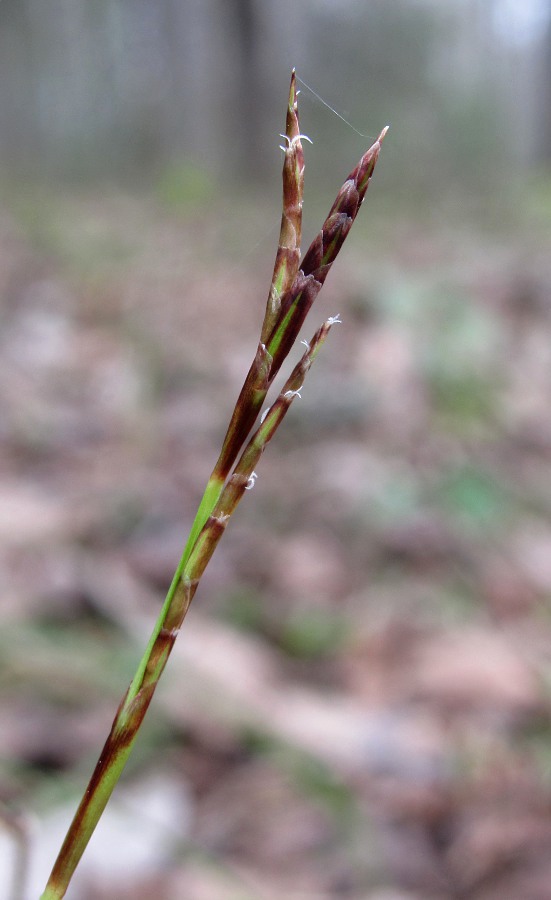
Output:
378,125,389,144
289,70,297,110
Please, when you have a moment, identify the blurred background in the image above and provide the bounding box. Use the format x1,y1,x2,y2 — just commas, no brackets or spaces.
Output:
2,1,551,898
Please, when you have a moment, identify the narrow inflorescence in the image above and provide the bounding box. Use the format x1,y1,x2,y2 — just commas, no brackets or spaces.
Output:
40,73,387,900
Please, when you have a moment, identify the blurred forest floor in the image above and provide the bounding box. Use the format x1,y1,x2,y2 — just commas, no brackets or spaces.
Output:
2,173,551,899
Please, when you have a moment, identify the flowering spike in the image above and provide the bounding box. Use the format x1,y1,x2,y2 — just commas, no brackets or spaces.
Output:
40,73,387,900
265,127,386,377
261,70,305,344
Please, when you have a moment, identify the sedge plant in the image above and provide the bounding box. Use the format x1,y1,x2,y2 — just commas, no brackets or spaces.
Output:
40,71,387,899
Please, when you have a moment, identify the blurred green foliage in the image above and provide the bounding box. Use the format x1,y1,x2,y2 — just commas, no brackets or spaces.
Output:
279,609,348,660
434,465,513,533
155,162,216,214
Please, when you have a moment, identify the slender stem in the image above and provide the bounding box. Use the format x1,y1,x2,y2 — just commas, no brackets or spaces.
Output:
40,321,335,900
40,70,387,897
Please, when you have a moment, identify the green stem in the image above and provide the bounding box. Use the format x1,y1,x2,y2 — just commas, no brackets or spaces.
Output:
39,69,386,894
39,319,335,900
